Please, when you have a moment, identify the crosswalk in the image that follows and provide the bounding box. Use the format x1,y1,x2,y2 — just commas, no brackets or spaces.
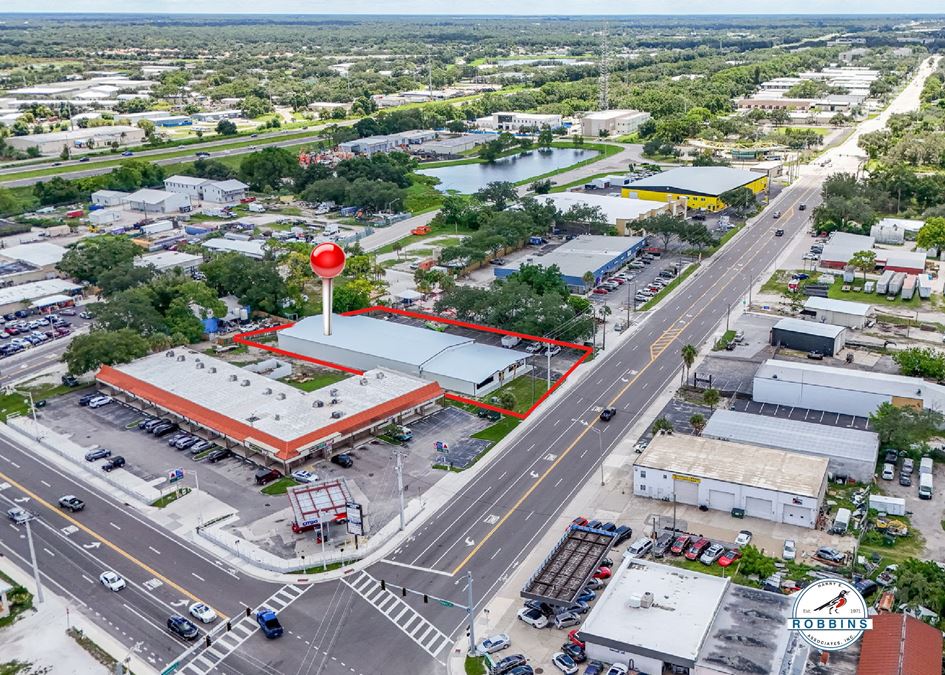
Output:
179,584,308,675
342,570,451,660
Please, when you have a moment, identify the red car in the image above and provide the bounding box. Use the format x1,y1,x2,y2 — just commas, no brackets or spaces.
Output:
685,538,710,561
592,287,609,295
569,517,588,530
670,534,691,556
717,549,741,568
567,629,585,648
593,566,611,580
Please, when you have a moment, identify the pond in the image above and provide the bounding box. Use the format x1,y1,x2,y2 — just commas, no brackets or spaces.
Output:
416,148,598,194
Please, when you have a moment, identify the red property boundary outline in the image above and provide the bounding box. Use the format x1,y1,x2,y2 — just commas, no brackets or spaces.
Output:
233,306,593,420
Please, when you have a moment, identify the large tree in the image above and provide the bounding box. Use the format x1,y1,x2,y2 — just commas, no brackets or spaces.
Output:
64,329,151,375
475,181,518,211
916,217,945,252
239,147,299,192
719,187,756,213
58,236,142,285
848,250,877,282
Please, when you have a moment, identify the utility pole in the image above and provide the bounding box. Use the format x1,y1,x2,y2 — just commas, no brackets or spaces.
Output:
546,348,552,391
726,302,731,333
24,517,44,604
394,449,407,531
466,571,476,656
598,24,610,112
600,310,607,351
626,281,632,323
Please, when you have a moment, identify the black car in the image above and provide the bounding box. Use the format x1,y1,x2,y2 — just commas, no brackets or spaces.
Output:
478,408,502,421
206,448,232,463
331,453,354,468
599,522,617,533
523,599,555,617
84,448,112,462
167,615,199,640
899,473,912,487
153,423,180,437
254,467,281,485
587,519,603,530
854,579,879,598
490,654,528,675
102,456,125,472
560,643,586,663
612,525,633,546
61,374,79,387
775,229,784,237
599,408,616,421
807,351,824,360
78,393,99,406
884,450,899,465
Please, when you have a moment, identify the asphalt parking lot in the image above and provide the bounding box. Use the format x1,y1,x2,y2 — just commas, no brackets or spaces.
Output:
588,252,694,312
730,397,874,431
406,406,491,469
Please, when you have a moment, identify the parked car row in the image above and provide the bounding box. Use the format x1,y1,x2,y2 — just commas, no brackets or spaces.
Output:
0,315,73,356
569,517,633,547
626,529,754,570
78,392,114,409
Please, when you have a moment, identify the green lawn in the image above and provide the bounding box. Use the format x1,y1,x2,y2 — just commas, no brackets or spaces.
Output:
261,477,299,496
471,416,521,444
480,375,549,413
761,269,805,294
465,656,487,675
404,174,444,214
0,571,32,629
713,329,736,351
373,221,477,256
826,276,924,308
288,372,350,392
0,382,82,422
640,263,699,311
289,561,348,575
0,662,30,675
151,487,192,508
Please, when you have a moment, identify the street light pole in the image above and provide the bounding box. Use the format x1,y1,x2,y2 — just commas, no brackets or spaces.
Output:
394,449,406,532
24,517,45,604
466,571,476,657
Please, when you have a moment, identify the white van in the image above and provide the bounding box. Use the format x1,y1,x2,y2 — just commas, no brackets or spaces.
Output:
882,463,895,480
920,473,933,500
625,537,653,559
501,335,521,348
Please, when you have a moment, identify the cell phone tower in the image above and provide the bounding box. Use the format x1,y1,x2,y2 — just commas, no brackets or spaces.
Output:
598,24,611,112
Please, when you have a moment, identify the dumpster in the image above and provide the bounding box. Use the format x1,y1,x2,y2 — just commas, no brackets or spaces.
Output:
731,508,745,519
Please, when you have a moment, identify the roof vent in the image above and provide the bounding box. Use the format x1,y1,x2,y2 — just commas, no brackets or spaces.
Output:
166,350,175,357
329,388,339,397
359,378,368,386
627,594,642,609
375,371,385,379
228,374,238,382
241,379,250,386
209,367,217,374
276,392,286,400
274,413,281,421
263,387,272,395
330,411,344,419
196,362,205,369
641,592,654,608
177,355,186,362
313,400,324,408
330,398,341,405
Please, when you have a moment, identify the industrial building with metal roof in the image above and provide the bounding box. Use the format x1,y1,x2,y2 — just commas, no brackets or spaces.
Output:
0,278,82,314
802,296,872,328
278,314,532,397
538,192,674,235
493,234,647,291
703,409,879,483
0,242,68,269
634,434,828,527
770,317,847,356
754,358,945,418
818,232,875,269
96,349,443,468
621,167,768,212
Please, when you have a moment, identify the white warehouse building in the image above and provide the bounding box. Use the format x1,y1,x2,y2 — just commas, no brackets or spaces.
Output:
633,434,828,528
753,358,945,418
580,109,651,137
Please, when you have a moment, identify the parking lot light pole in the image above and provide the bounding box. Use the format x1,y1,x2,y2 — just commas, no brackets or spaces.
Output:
24,517,45,604
394,449,407,532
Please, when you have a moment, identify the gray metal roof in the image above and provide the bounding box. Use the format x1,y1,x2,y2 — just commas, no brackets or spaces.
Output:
281,315,528,384
703,409,878,463
773,317,845,339
497,234,645,279
624,167,762,197
803,296,871,316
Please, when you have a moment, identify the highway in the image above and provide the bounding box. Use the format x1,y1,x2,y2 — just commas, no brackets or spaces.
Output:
0,57,933,675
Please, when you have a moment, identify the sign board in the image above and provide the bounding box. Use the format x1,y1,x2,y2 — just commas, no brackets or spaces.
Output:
435,441,449,452
346,502,364,536
672,474,701,484
167,468,184,484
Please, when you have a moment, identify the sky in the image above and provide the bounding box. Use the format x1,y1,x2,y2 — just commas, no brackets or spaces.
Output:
7,0,945,14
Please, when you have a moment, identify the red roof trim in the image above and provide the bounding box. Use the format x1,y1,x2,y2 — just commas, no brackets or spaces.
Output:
857,613,943,675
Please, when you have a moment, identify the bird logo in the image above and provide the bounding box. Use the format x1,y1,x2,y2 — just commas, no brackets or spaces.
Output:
813,590,849,614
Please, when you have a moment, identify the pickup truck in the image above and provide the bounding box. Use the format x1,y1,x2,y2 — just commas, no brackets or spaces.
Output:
58,495,85,512
256,609,284,639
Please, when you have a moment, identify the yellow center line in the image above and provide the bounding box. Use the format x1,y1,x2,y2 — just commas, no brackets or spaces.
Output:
0,468,208,608
450,185,815,575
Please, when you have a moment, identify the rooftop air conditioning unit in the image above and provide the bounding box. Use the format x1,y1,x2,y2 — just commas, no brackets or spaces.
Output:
276,393,286,400
627,594,642,609
360,378,368,386
330,398,340,405
209,367,216,374
313,400,325,408
329,388,339,397
274,414,281,421
196,362,205,369
241,379,250,386
641,592,654,608
331,411,344,419
263,387,272,395
228,374,238,382
166,350,175,357
177,355,186,362
376,371,385,379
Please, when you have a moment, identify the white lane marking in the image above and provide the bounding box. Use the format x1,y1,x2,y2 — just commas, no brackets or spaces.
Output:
149,546,161,555
379,558,454,577
40,480,51,487
191,573,205,582
43,547,55,557
109,522,121,531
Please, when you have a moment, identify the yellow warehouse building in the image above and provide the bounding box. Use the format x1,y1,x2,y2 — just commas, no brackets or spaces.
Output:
621,166,768,212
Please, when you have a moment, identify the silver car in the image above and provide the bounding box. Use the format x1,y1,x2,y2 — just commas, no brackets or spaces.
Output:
7,507,30,524
475,633,510,654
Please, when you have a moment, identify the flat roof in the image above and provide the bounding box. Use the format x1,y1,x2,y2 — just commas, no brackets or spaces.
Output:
635,434,828,498
97,350,442,460
280,314,528,383
0,242,67,267
134,251,203,271
126,189,179,204
581,558,728,666
6,125,140,142
804,296,871,316
877,217,924,232
583,109,648,121
0,279,81,306
202,238,267,258
540,193,668,225
820,232,875,262
165,175,209,186
497,234,645,280
209,179,249,191
703,409,878,464
624,167,763,197
773,317,846,339
755,358,945,409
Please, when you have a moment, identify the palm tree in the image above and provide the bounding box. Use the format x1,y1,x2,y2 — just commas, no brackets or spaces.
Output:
680,343,697,386
582,271,595,291
689,413,706,435
703,387,721,409
392,240,404,261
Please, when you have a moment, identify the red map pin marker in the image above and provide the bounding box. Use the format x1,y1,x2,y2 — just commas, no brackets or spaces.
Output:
310,243,346,335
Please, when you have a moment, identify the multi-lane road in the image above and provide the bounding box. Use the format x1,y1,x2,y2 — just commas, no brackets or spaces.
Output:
0,58,934,675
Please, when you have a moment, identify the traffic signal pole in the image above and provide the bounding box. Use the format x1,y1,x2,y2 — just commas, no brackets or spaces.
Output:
381,572,477,655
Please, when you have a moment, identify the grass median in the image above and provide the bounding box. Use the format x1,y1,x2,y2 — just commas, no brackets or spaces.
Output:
639,263,699,311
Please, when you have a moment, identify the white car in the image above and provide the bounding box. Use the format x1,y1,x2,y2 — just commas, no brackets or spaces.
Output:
189,602,218,624
544,345,561,357
551,652,579,675
783,539,796,561
517,607,548,629
99,570,126,591
291,469,318,484
605,665,629,675
735,530,752,547
475,633,510,654
88,395,113,409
